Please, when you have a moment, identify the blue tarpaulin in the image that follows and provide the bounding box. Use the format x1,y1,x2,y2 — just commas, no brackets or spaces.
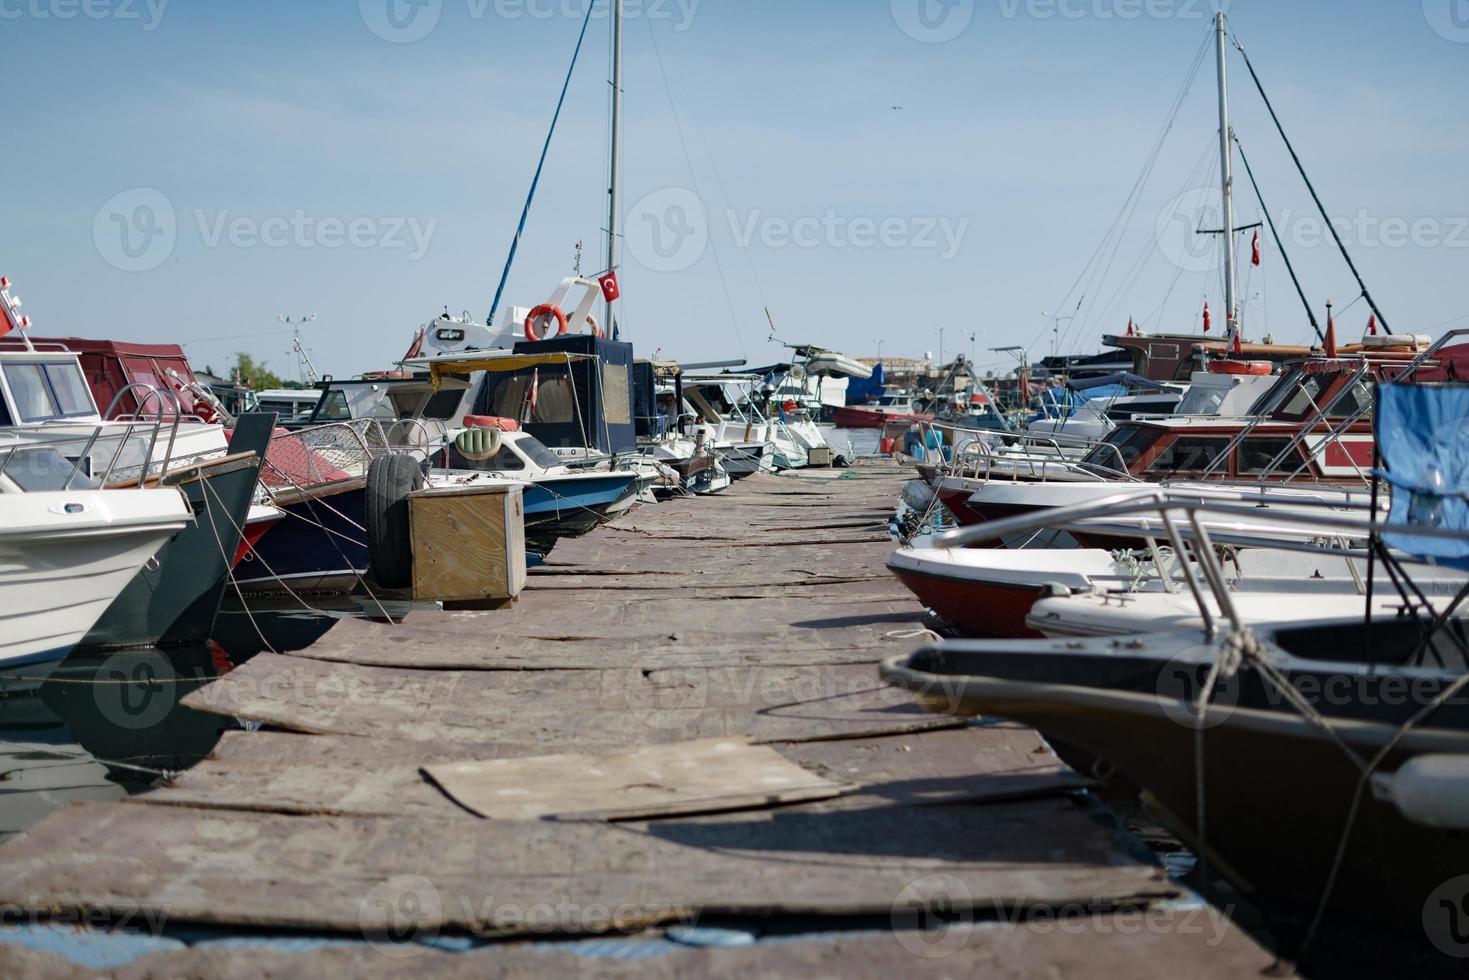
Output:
1375,383,1469,565
845,362,886,405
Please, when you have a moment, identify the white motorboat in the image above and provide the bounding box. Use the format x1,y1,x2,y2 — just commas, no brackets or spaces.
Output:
0,488,191,685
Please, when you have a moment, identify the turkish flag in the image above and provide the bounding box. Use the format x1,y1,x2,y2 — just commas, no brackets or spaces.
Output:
1203,301,1211,334
1251,230,1261,266
598,271,621,303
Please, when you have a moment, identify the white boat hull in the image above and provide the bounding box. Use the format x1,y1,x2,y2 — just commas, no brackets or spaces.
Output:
0,490,190,681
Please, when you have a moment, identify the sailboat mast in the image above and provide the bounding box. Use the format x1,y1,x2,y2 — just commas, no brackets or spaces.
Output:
606,0,624,336
1214,11,1238,338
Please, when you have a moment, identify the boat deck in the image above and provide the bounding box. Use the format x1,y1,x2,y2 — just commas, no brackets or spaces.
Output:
0,460,1283,977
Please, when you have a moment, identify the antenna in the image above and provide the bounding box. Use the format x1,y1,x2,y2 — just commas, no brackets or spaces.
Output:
277,314,319,384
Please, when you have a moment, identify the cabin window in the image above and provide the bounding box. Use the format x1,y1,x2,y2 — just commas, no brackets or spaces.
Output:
486,374,576,424
3,361,93,423
4,364,53,421
1146,437,1230,475
46,364,92,415
2,448,98,491
1237,438,1297,475
603,364,631,425
518,436,563,469
489,446,525,471
316,390,352,421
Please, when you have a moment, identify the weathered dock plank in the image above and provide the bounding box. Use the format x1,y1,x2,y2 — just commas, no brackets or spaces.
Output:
142,727,1086,819
91,921,1284,980
180,655,954,746
0,798,1176,937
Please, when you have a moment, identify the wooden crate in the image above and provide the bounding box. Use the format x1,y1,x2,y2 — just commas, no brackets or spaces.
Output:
408,483,526,606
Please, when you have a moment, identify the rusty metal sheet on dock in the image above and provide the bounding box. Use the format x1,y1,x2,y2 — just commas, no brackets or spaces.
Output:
143,727,1083,820
424,737,851,821
0,797,1176,938
181,654,954,746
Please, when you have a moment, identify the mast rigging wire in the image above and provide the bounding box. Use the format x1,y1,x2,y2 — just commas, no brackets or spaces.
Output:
1229,30,1392,336
486,4,599,326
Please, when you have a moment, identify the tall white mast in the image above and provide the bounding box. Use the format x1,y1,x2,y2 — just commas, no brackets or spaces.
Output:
1215,11,1238,338
606,0,624,336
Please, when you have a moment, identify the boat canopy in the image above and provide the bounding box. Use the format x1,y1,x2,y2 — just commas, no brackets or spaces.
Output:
1376,383,1469,567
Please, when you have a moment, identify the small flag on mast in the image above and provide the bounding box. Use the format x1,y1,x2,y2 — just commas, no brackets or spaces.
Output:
1367,313,1378,337
1325,305,1338,358
1251,230,1261,266
1230,317,1242,354
1202,301,1211,334
597,270,620,303
1126,317,1135,337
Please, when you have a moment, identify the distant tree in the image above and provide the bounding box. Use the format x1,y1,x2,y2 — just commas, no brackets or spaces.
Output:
232,352,285,391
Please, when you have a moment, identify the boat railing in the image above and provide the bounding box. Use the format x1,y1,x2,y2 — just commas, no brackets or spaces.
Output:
916,418,1136,483
259,418,389,493
386,417,452,462
50,383,184,489
0,394,181,493
933,490,1424,637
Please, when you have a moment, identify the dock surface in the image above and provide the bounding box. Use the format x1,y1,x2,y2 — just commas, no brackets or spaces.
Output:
0,461,1283,977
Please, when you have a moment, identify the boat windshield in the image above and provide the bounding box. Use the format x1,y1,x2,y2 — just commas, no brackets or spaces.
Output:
516,435,564,470
2,360,96,423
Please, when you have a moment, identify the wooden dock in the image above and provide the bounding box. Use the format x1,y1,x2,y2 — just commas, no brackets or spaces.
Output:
0,461,1285,977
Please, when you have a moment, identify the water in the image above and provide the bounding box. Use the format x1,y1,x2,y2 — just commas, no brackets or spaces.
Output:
0,595,412,841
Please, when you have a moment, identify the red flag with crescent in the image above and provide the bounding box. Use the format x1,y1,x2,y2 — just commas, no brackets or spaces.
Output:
597,271,621,303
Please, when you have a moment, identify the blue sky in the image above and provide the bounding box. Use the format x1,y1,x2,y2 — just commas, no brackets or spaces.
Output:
5,0,1467,380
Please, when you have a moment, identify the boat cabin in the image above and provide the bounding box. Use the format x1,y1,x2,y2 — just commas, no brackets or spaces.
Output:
1079,360,1377,482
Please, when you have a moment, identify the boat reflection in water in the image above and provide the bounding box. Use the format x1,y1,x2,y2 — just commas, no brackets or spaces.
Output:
0,594,408,841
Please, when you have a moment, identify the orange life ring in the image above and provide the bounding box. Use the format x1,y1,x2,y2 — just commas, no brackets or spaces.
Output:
1208,359,1273,376
462,415,521,432
524,304,568,341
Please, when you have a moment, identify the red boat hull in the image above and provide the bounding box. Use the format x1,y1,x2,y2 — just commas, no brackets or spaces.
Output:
890,567,1045,639
830,405,932,429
